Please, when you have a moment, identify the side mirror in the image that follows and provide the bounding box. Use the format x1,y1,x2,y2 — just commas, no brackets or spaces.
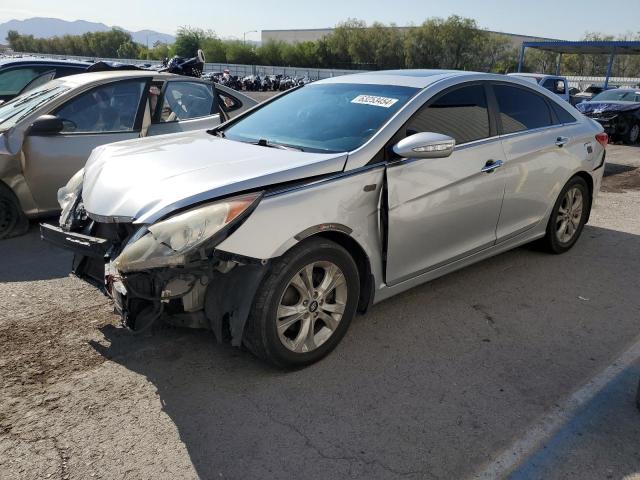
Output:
29,115,64,136
392,132,456,159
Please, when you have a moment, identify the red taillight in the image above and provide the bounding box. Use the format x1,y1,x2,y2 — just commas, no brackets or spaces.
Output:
595,132,608,148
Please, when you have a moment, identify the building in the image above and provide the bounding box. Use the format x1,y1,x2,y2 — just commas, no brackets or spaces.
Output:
261,28,562,49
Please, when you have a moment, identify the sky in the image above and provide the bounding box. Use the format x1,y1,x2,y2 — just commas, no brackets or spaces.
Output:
0,0,638,41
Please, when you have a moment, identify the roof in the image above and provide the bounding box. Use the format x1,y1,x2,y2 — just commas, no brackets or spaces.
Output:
317,69,475,88
522,40,640,55
0,56,90,68
57,70,196,87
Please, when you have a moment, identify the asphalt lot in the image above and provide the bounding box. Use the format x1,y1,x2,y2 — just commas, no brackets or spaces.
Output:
1,142,639,480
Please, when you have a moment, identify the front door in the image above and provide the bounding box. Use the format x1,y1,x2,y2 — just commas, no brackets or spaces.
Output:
22,79,147,212
146,80,221,136
385,83,507,285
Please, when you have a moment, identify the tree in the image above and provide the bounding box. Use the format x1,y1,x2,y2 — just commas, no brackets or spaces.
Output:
117,41,139,59
173,27,206,58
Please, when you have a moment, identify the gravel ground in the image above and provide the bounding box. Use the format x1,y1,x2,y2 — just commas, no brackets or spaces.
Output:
0,144,639,480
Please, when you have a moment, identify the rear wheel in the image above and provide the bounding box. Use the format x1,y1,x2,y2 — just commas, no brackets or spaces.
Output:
540,176,590,254
244,238,360,368
0,185,28,240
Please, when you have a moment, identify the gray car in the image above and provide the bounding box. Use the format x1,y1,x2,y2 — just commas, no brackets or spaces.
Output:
0,70,256,238
42,70,607,367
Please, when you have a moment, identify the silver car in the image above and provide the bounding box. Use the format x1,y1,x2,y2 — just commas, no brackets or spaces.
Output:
42,70,607,367
0,70,256,238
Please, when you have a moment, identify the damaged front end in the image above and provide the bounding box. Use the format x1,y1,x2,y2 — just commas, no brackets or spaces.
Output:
41,187,268,345
577,101,640,139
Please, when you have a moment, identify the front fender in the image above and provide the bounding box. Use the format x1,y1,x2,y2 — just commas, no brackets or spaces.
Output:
216,165,386,288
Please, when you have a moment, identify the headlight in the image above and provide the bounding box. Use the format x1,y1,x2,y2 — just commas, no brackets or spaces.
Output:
58,168,84,226
113,192,261,273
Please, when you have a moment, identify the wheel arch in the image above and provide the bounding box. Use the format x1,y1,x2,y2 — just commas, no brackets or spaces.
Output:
572,170,594,222
300,230,375,314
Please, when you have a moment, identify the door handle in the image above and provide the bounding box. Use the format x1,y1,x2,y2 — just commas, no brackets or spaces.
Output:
555,136,569,147
481,159,504,173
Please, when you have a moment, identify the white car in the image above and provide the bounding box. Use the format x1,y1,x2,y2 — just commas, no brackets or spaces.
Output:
508,73,570,103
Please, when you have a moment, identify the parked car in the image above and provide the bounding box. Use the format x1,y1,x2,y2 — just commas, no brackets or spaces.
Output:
508,73,570,103
572,83,619,104
575,88,640,144
42,70,607,368
0,70,256,238
0,57,90,102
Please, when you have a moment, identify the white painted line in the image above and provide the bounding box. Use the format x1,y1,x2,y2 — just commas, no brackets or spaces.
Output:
470,335,640,480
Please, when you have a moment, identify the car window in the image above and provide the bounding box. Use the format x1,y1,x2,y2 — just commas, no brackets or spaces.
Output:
218,91,241,112
19,70,57,94
54,66,87,79
156,82,214,123
550,101,578,124
55,80,146,133
542,79,566,95
494,84,553,134
0,83,70,130
591,90,640,102
223,83,419,153
406,84,490,145
0,66,58,97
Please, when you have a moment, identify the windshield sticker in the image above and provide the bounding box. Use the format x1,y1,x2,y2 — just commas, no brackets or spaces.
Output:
351,95,399,108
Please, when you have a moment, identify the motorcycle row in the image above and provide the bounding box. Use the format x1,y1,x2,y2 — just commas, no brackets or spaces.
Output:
147,50,316,92
202,72,314,92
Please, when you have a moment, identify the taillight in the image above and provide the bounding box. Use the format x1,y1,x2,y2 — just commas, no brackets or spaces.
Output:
595,132,608,148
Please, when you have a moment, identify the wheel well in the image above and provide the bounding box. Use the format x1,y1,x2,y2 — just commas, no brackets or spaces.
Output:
312,231,374,314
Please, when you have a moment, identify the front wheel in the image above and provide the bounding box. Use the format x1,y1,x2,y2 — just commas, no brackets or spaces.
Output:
540,176,591,254
623,123,640,145
0,185,28,240
244,238,360,368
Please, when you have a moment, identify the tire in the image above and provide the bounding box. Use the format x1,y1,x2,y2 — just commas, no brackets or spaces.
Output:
0,184,29,240
623,123,640,145
244,237,360,368
539,176,591,254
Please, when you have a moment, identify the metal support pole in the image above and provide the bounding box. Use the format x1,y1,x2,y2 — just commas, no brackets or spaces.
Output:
517,44,526,72
604,49,615,89
555,53,563,76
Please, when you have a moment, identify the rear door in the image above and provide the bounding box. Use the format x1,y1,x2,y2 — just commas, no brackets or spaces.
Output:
22,78,148,212
146,80,221,136
492,82,579,241
385,83,507,285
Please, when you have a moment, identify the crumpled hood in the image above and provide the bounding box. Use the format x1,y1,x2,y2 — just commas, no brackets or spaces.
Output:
576,101,640,115
82,129,347,224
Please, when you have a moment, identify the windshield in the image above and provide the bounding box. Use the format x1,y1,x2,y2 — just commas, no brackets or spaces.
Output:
0,82,70,131
223,83,419,153
590,90,640,102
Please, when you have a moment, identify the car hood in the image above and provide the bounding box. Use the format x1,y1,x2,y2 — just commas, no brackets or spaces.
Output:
576,101,640,114
82,130,348,224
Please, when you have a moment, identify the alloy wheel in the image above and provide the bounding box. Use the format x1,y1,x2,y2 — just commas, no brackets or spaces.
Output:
556,187,584,244
276,261,348,353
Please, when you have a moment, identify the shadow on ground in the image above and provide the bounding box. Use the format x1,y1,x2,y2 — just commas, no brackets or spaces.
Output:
89,225,640,479
0,220,71,282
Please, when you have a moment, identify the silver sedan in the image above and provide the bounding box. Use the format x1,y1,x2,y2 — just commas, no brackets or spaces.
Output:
43,70,607,368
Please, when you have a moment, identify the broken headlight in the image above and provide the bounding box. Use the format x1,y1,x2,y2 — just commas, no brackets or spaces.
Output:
113,192,261,273
58,168,84,226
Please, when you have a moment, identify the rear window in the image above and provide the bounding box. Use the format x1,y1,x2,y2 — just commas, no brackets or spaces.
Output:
551,102,578,124
494,84,553,134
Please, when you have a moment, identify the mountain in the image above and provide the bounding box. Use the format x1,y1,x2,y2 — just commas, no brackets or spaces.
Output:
0,17,175,45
